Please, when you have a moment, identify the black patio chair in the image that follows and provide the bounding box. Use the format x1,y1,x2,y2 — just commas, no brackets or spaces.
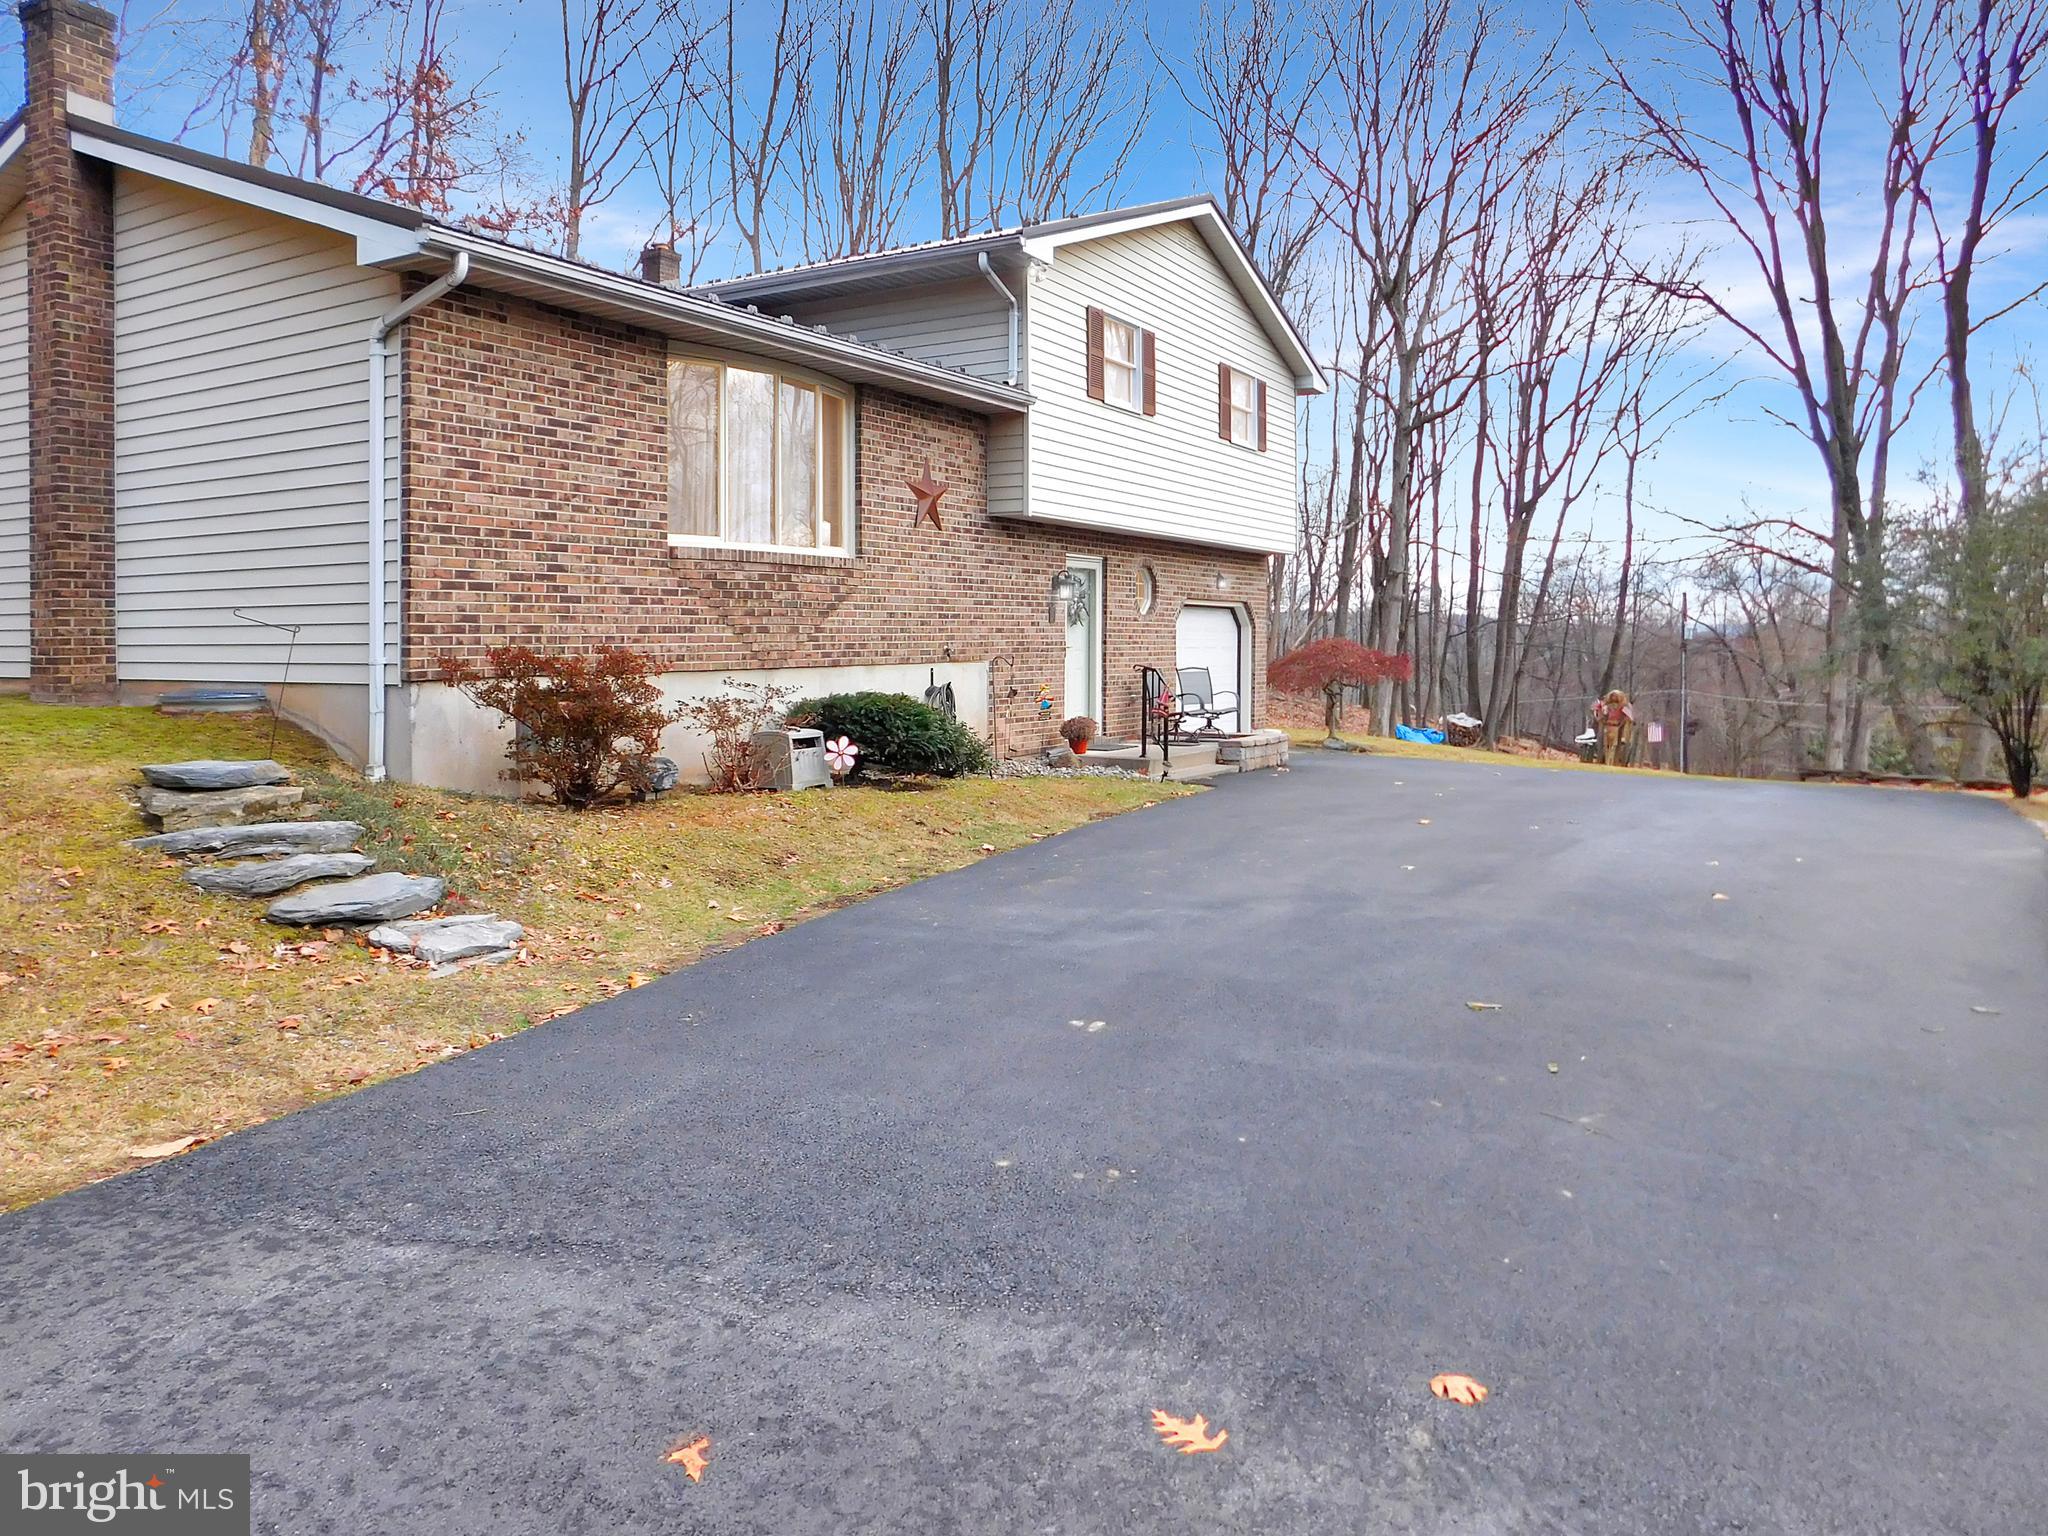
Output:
1174,667,1240,734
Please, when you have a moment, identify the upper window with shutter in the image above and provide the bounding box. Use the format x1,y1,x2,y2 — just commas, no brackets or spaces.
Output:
1218,363,1268,451
1087,307,1156,416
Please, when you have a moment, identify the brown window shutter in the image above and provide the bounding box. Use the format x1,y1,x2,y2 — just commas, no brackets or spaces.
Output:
1085,307,1105,401
1141,329,1158,416
1218,363,1232,440
1255,379,1268,451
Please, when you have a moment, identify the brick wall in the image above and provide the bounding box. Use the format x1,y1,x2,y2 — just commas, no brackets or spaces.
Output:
401,286,1268,755
22,0,118,701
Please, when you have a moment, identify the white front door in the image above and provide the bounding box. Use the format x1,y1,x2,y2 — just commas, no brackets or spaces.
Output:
1063,557,1103,723
1176,603,1243,731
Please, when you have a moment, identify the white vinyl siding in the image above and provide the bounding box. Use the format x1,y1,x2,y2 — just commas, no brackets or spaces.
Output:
1026,220,1296,554
112,171,400,685
0,203,27,677
783,276,1017,382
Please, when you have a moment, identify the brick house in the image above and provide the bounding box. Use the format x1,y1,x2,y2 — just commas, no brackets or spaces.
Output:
0,0,1324,789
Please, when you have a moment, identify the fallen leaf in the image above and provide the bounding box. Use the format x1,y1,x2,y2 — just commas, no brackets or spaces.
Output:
24,1084,51,1099
1430,1373,1488,1406
141,994,172,1013
273,1016,303,1031
99,1056,130,1073
626,972,653,988
141,919,180,936
1152,1409,1229,1455
345,1068,370,1084
663,1435,711,1483
91,1032,127,1045
191,997,220,1015
126,1134,205,1161
1465,1001,1502,1012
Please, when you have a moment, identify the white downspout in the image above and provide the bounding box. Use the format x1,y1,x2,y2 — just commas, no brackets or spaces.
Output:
976,251,1019,386
365,251,468,781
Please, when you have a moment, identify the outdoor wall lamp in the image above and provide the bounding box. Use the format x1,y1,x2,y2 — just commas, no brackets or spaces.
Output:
1048,568,1083,624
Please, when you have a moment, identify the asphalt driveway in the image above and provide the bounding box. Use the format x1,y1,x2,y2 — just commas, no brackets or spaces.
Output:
3,753,2044,1533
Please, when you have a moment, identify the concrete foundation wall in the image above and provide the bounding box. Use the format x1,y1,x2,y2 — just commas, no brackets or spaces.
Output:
407,661,992,796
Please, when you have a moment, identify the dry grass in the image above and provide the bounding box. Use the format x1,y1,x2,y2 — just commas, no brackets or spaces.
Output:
1282,725,1686,777
0,697,1187,1210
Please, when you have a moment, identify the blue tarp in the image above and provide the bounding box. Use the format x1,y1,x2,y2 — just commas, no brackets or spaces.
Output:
1394,724,1447,745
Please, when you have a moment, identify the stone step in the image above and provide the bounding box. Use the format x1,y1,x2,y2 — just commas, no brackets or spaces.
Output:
131,821,365,858
138,783,305,833
141,759,293,791
266,872,446,927
184,852,377,898
366,913,525,966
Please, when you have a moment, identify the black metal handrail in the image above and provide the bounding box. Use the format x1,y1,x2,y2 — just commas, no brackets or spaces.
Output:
1137,665,1172,771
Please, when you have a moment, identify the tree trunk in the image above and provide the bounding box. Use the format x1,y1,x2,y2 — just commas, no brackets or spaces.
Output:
1370,346,1419,735
1597,448,1637,698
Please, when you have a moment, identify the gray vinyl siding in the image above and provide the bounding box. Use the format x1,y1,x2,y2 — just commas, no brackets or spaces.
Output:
1024,221,1296,554
785,277,1016,382
988,414,1026,519
0,203,26,677
112,170,400,686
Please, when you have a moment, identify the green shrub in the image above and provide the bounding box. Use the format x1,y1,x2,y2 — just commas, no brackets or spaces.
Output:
786,691,993,778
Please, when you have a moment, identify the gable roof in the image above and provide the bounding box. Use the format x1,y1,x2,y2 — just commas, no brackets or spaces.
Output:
697,197,1327,395
8,117,1030,416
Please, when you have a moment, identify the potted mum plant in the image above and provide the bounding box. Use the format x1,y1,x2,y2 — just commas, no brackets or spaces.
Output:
1060,715,1099,755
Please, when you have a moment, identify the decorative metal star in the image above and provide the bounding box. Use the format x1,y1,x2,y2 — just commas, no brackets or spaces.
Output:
907,462,948,530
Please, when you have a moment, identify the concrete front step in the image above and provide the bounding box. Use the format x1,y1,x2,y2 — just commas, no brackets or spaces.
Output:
1082,731,1288,781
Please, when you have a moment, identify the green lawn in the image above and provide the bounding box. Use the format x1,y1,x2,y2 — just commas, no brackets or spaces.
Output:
0,697,1188,1210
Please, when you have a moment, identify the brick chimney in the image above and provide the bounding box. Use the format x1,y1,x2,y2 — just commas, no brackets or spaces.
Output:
639,242,680,287
21,0,119,702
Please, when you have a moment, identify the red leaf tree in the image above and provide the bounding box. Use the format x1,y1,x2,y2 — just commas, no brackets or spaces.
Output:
442,645,684,808
1269,638,1412,746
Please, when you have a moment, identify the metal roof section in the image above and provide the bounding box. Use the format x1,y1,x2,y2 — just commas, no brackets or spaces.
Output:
698,196,1326,395
61,118,1032,416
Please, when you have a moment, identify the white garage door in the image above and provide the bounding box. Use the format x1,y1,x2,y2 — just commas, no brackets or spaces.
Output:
1176,604,1243,731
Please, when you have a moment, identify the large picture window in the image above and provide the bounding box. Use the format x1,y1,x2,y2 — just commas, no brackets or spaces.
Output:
668,356,854,554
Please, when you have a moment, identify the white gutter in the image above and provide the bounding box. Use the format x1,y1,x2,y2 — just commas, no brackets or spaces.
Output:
976,252,1020,386
365,252,469,781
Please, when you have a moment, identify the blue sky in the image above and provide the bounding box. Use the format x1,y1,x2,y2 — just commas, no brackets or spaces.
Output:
6,0,2045,583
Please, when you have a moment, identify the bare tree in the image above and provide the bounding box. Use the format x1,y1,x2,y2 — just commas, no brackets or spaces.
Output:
795,0,928,259
923,0,1014,238
922,0,1149,237
350,0,521,214
1594,0,1958,772
1301,0,1562,733
554,0,693,262
717,0,815,272
1001,0,1149,224
1166,0,1330,307
1904,0,2048,774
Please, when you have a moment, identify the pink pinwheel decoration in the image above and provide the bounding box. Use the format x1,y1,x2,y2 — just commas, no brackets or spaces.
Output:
825,736,860,776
